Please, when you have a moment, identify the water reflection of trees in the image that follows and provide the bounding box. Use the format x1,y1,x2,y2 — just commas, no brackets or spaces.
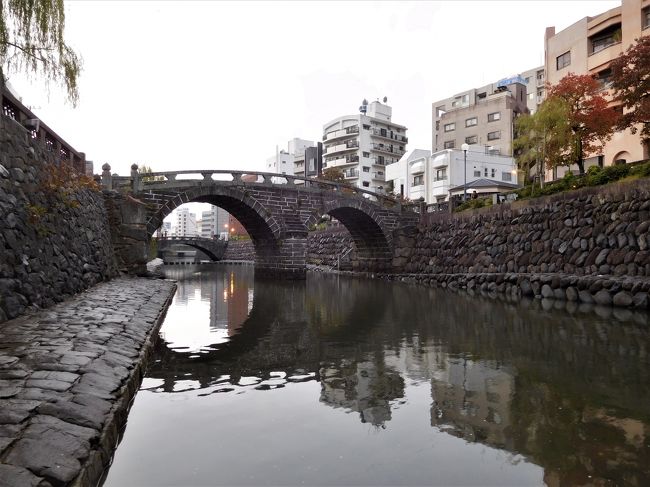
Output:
147,268,650,486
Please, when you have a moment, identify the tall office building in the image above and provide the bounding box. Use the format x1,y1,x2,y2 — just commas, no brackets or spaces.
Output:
322,98,408,193
172,207,198,237
200,205,230,239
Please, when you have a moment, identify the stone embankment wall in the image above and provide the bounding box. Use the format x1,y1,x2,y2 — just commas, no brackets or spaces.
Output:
222,239,255,261
0,116,117,323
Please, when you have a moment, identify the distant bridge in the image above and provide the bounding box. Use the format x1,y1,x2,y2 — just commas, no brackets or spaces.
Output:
156,236,229,262
102,165,419,278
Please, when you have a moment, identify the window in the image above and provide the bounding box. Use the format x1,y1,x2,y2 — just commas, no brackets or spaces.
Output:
412,175,424,186
524,77,531,84
443,140,455,149
502,172,512,182
444,123,455,132
556,51,571,70
487,131,501,141
487,112,501,122
473,170,481,177
528,92,535,100
491,168,496,178
362,166,370,172
477,92,487,99
363,124,371,130
436,105,446,117
596,68,613,88
362,151,370,158
465,135,478,145
645,7,650,29
484,167,488,177
435,168,447,181
590,25,621,54
362,181,370,187
465,117,478,127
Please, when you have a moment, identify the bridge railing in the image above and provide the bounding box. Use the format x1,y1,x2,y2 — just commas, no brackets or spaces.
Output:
102,165,416,213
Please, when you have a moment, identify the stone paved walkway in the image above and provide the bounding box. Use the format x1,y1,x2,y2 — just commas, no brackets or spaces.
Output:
0,277,176,487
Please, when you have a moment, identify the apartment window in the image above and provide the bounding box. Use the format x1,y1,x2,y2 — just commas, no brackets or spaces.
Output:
556,51,571,70
435,168,447,181
484,167,488,177
363,124,371,130
502,172,512,182
491,168,496,178
487,112,501,122
528,92,535,100
362,181,370,187
436,105,446,117
537,71,544,82
644,7,650,29
465,117,478,127
362,151,370,158
596,68,613,88
487,131,501,141
444,123,455,132
474,170,481,177
362,166,370,172
477,92,487,99
413,175,424,186
465,135,478,145
590,25,621,54
443,140,455,149
525,77,531,84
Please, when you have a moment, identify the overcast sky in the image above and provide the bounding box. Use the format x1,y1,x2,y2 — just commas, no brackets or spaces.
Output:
9,0,619,179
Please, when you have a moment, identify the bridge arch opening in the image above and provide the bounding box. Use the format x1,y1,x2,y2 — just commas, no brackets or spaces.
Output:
310,204,394,273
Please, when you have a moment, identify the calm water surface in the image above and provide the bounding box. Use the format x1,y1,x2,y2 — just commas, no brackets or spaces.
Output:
103,264,650,486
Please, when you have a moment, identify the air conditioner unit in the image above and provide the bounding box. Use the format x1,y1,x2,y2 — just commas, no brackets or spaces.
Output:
23,118,40,132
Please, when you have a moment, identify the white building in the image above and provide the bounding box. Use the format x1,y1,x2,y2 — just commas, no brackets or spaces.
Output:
172,207,198,237
200,206,230,239
267,138,315,176
386,148,519,204
288,138,315,177
322,98,408,193
266,148,294,175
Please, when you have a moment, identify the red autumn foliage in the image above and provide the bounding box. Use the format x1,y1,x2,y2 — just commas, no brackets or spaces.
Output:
547,73,619,173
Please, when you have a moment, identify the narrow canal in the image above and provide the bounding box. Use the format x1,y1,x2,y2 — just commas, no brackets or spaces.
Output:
103,264,650,486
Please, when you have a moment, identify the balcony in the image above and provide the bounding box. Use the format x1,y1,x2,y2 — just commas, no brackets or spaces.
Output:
343,168,359,179
371,143,406,157
323,125,359,142
371,172,385,181
323,154,360,168
371,128,408,143
324,139,359,155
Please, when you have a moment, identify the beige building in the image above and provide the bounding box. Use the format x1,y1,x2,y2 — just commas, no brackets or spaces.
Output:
545,0,650,175
432,80,530,157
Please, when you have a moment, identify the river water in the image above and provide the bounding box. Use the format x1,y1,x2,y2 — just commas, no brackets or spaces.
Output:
103,264,650,486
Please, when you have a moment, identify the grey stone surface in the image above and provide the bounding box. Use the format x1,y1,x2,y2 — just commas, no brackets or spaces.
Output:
0,277,176,487
0,463,50,487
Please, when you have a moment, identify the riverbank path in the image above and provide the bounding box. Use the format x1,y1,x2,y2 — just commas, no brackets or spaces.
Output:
0,277,176,487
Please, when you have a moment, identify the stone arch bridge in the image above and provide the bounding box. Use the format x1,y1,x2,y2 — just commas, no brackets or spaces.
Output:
156,236,229,262
102,165,419,278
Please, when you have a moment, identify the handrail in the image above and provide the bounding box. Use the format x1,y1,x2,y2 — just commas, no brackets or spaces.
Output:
138,169,403,208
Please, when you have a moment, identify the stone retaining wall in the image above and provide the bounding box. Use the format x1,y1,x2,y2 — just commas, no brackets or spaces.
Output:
0,116,117,324
307,226,355,269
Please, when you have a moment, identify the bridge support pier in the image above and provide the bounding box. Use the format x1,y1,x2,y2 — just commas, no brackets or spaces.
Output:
254,233,308,280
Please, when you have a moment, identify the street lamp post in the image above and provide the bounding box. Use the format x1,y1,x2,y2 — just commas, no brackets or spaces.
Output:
461,143,469,201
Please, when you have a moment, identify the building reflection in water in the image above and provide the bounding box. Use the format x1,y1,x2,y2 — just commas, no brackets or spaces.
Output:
148,267,650,486
159,265,254,353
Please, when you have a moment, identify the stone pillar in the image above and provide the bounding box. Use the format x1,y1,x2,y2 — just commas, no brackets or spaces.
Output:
131,163,141,193
101,163,112,190
254,232,308,280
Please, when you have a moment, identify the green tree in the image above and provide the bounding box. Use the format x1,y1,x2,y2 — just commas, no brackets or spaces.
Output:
320,166,345,183
610,35,650,141
514,96,571,186
0,0,81,104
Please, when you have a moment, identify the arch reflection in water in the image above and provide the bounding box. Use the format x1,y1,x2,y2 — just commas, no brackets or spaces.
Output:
107,265,650,487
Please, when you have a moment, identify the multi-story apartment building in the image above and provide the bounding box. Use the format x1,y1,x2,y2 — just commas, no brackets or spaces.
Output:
520,66,546,114
386,148,518,204
432,79,530,157
200,206,230,239
266,138,315,176
173,207,198,237
322,99,408,193
545,0,650,174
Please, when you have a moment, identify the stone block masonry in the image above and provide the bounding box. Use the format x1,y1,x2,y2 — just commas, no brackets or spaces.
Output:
0,115,117,324
0,277,176,487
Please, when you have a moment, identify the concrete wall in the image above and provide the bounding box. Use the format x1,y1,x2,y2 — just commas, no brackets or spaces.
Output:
0,116,117,323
